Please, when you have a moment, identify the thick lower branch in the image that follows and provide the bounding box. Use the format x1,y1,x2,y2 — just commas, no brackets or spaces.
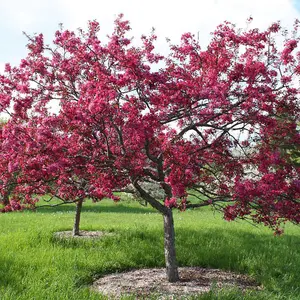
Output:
132,181,167,214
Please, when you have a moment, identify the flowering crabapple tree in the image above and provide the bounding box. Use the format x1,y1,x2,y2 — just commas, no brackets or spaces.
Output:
0,15,300,282
0,118,122,236
0,70,123,237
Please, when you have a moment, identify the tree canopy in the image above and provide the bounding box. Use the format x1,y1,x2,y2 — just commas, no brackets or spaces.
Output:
0,15,299,281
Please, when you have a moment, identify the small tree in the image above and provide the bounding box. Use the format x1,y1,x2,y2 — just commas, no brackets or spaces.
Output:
0,16,299,281
0,116,121,235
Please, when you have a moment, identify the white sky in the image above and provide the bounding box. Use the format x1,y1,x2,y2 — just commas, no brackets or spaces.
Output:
0,0,300,71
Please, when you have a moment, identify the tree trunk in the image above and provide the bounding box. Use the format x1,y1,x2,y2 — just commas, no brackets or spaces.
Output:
163,209,179,282
2,190,10,206
1,181,14,206
131,180,179,282
72,198,83,236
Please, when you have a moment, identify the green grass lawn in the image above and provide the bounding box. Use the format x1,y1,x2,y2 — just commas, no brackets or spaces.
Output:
0,198,299,299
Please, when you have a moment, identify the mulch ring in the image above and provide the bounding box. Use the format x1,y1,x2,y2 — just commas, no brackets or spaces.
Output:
53,230,115,239
92,267,261,299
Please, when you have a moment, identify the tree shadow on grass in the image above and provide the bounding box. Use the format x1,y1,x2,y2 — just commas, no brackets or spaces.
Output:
35,202,156,215
72,226,300,298
175,227,300,296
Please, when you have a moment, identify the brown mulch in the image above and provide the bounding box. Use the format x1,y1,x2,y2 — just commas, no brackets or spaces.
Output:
92,267,261,299
54,230,115,239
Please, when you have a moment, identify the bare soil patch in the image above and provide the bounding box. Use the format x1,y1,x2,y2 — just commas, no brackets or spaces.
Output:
92,267,261,299
54,230,114,239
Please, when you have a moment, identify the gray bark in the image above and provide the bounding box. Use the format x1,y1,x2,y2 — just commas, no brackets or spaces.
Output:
132,180,179,282
72,198,83,236
163,209,179,282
